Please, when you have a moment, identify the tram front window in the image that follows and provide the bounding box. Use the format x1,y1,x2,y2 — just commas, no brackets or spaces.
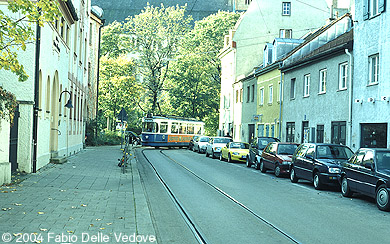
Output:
143,122,158,133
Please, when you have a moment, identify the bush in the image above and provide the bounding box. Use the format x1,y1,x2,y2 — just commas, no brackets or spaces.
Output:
99,130,122,145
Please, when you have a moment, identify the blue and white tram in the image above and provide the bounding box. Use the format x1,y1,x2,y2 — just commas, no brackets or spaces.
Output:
141,115,204,148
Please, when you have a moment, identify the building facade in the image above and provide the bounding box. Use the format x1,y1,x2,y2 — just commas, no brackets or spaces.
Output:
219,0,330,141
281,15,353,146
0,0,95,182
351,0,389,151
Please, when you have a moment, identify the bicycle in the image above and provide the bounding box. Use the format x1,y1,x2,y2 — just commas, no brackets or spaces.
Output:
118,134,130,173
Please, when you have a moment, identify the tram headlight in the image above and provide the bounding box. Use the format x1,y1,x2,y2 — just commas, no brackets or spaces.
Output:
145,136,149,140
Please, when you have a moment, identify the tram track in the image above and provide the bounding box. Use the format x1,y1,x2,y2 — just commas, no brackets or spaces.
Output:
141,148,302,244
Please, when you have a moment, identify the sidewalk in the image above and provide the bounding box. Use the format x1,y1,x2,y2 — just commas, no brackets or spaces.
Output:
0,145,156,244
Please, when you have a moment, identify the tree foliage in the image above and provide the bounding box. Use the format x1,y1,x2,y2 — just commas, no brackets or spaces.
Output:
122,4,192,114
0,0,62,82
99,56,141,131
101,21,126,58
166,11,241,135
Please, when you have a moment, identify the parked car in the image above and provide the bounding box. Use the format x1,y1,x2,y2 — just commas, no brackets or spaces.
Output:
220,142,250,163
290,143,354,190
189,135,201,151
205,137,233,158
260,142,299,177
246,137,280,169
193,136,210,153
340,148,390,211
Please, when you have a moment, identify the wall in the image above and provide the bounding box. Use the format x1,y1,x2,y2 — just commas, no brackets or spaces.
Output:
0,119,11,185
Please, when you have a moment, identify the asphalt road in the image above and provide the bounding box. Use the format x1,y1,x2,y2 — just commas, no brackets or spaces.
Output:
137,148,390,244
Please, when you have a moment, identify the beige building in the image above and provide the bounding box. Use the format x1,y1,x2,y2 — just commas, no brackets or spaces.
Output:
0,0,97,183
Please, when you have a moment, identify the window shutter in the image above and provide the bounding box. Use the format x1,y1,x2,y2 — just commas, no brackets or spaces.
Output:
363,0,369,20
379,0,386,13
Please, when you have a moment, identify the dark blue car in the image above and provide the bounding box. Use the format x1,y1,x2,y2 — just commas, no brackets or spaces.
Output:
340,148,390,211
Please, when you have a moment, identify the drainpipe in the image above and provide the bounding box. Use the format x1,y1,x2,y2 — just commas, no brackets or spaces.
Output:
278,68,283,141
345,48,353,148
95,19,105,142
32,21,41,173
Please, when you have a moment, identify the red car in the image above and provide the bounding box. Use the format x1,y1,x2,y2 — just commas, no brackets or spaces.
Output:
259,142,299,177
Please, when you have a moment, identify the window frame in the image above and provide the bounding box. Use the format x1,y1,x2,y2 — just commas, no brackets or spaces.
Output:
368,54,379,85
282,2,291,16
279,29,292,38
290,78,296,100
338,62,348,90
319,69,327,94
268,85,273,104
303,74,310,97
259,87,264,106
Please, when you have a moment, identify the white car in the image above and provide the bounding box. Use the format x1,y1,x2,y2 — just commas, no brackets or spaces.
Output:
193,136,209,153
205,137,233,158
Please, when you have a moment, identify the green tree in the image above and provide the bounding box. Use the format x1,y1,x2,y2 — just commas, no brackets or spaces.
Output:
0,0,62,81
99,55,141,131
166,11,240,135
101,21,126,58
122,4,192,114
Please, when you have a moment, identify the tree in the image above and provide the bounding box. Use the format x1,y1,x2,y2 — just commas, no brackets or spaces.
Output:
166,11,240,135
99,55,141,131
0,0,62,82
101,21,126,58
122,4,192,114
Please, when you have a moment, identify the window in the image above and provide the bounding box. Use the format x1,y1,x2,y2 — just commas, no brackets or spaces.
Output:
290,78,296,99
339,62,348,90
364,0,386,19
259,88,264,105
319,69,327,94
247,86,250,102
245,0,252,4
280,29,292,38
369,54,379,85
171,122,179,133
282,2,291,15
268,85,273,104
304,74,310,97
251,84,255,102
160,122,168,133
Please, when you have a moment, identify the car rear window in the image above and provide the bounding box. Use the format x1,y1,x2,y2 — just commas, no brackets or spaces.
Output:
199,137,209,142
316,145,353,159
258,138,278,149
277,144,298,155
214,138,232,143
230,143,249,149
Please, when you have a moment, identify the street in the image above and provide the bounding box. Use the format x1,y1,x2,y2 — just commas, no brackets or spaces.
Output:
137,148,390,244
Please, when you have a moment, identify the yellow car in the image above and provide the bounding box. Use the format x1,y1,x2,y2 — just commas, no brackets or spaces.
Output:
220,142,250,163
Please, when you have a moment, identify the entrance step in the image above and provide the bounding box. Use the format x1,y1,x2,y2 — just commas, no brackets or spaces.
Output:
50,157,67,164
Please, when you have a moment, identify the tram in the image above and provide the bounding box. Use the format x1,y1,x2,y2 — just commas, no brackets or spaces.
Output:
141,115,205,148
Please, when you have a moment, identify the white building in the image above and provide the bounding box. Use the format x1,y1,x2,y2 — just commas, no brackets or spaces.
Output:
0,0,95,183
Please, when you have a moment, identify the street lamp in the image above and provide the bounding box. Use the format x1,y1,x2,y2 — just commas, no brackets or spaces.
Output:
59,90,73,158
59,90,73,108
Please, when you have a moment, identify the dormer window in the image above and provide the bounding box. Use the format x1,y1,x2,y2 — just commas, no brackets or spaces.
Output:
282,2,291,16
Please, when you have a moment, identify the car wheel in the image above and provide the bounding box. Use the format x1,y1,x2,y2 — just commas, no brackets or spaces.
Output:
220,154,224,161
274,164,281,177
376,184,390,211
313,172,324,190
341,176,353,197
228,154,232,163
254,158,260,170
205,151,209,157
246,157,252,167
290,167,298,183
260,160,266,173
211,151,215,159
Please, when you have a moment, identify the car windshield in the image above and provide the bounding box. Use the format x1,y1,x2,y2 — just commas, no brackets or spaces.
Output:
230,143,249,149
376,151,390,173
199,137,209,142
316,145,353,159
258,138,278,149
277,144,298,155
214,138,232,144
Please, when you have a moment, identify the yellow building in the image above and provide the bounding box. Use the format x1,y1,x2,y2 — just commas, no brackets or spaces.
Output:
255,63,282,139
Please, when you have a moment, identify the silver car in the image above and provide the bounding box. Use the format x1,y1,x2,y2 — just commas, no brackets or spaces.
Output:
193,136,210,153
205,137,233,158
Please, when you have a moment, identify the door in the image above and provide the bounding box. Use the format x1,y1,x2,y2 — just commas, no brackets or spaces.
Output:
331,121,346,145
248,124,255,143
302,121,309,143
9,105,20,172
300,145,316,180
286,122,295,142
